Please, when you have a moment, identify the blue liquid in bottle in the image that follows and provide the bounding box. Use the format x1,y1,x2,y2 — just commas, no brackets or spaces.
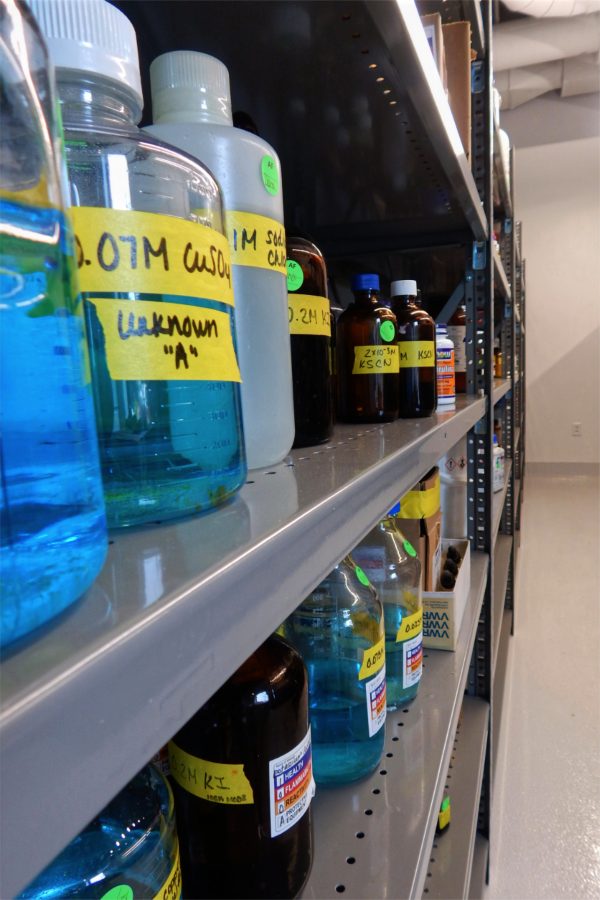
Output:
283,557,386,784
18,765,180,899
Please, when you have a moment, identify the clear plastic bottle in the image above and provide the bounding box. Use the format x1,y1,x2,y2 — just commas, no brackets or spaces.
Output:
352,505,423,708
390,279,436,418
0,0,107,646
29,1,246,527
146,51,294,470
169,634,313,899
282,557,386,784
19,765,181,898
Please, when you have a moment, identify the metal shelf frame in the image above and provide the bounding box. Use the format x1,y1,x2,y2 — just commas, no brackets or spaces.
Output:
493,536,512,675
492,378,511,405
468,835,489,900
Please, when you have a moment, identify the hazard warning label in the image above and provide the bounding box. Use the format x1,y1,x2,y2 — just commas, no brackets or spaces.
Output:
269,727,315,838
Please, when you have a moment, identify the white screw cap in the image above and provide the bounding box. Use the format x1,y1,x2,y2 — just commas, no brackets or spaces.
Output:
391,279,417,297
150,51,232,126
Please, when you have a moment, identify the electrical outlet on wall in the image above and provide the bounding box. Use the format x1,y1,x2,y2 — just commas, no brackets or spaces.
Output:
572,422,582,437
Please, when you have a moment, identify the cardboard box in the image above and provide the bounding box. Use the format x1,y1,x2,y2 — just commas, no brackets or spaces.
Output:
420,12,448,92
423,540,471,651
442,21,472,159
398,467,442,591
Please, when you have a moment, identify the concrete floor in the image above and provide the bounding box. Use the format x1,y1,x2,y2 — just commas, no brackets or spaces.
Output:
486,472,600,899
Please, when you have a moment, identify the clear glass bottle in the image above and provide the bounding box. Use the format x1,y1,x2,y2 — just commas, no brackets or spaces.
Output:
19,765,181,898
352,505,423,708
390,279,436,418
336,274,399,423
0,0,107,646
169,634,313,899
29,0,246,528
282,557,386,784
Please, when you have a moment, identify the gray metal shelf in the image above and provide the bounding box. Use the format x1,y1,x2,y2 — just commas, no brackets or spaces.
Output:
492,610,512,778
492,378,511,405
421,697,490,900
303,553,489,900
492,459,513,546
493,536,512,676
468,835,489,900
493,248,511,300
0,397,485,898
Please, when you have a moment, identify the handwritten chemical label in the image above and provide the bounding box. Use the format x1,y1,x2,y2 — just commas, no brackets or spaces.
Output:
396,609,423,642
71,207,234,307
168,742,254,804
87,298,241,382
225,210,286,275
288,293,331,336
269,728,315,837
398,340,435,368
402,633,423,689
152,843,183,900
261,154,280,195
352,344,399,374
286,259,304,291
358,635,385,680
365,665,387,737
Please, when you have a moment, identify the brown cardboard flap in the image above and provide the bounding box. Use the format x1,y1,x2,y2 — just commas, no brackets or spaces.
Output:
442,21,472,159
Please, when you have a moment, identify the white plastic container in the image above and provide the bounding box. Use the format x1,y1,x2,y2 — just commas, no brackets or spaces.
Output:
435,325,455,406
493,434,505,492
440,436,468,538
146,51,295,469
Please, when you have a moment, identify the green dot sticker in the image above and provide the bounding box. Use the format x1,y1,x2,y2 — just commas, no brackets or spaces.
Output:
261,154,280,196
380,320,395,342
355,566,371,587
287,259,304,292
403,539,417,558
100,886,134,900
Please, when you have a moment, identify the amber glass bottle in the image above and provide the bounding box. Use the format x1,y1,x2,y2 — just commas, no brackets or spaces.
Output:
336,274,399,423
169,635,314,899
287,236,333,446
447,303,467,392
390,280,436,418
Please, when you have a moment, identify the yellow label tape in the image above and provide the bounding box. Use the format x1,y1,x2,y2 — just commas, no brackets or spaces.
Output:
399,478,441,520
352,345,399,374
225,210,287,275
169,742,254,805
88,297,241,382
288,294,331,336
358,635,386,680
152,843,182,900
396,609,423,642
72,207,234,306
398,340,435,368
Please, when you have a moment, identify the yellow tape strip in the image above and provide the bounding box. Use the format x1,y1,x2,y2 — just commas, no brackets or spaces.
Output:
398,340,435,368
169,742,254,804
399,478,440,520
152,843,182,900
358,635,386,680
288,294,331,336
225,210,287,275
352,345,399,374
396,609,423,642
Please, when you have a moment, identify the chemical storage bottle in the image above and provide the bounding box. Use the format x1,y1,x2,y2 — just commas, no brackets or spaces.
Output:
390,280,436,418
336,274,399,423
286,235,333,447
447,302,467,392
147,51,294,470
19,765,181,898
169,634,313,899
353,505,423,708
29,1,246,527
0,0,107,646
493,434,505,492
436,325,456,407
282,557,386,784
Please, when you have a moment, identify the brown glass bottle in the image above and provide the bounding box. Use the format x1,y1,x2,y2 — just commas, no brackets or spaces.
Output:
336,274,399,423
287,236,333,446
447,303,467,392
390,280,436,418
168,634,313,899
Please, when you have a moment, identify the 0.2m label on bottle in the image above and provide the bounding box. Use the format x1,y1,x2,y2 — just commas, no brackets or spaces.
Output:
168,742,254,805
269,728,315,837
288,294,331,336
352,345,399,374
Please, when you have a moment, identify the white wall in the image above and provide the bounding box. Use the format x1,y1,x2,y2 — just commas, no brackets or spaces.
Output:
502,97,600,465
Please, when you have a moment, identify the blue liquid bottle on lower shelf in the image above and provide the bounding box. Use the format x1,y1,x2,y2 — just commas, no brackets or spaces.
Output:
282,557,386,784
19,765,180,899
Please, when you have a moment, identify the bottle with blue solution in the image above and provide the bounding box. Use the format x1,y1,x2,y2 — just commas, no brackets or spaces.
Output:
18,764,181,898
352,504,423,709
29,0,246,527
282,557,386,784
0,0,107,646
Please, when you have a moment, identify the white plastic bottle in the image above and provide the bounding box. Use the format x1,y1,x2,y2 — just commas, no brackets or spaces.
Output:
435,325,455,407
146,51,295,469
493,434,505,492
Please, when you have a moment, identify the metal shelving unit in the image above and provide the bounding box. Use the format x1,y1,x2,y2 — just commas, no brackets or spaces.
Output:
468,836,490,900
493,536,513,673
492,378,511,405
493,460,513,544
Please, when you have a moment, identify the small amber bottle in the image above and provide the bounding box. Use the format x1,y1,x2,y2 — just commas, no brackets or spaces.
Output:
336,274,399,423
390,280,436,418
447,303,467,393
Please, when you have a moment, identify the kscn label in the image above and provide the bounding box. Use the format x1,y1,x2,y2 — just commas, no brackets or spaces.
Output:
226,210,287,275
288,294,331,336
398,340,435,368
168,742,254,805
352,345,399,374
72,207,234,306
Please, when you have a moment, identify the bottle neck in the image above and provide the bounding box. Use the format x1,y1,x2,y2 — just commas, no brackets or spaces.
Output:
57,72,142,130
393,294,415,307
354,289,379,305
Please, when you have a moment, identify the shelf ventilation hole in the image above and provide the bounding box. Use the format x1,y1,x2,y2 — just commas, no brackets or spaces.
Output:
246,480,255,485
356,831,365,839
386,752,393,758
346,857,356,865
265,471,276,475
364,808,373,816
379,769,387,776
372,788,381,795
392,736,399,742
336,886,346,894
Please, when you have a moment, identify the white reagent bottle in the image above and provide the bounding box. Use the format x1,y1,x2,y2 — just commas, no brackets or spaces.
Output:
146,51,295,469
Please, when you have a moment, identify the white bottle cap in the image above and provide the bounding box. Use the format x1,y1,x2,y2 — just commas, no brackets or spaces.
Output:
391,279,417,297
150,51,233,126
28,0,142,110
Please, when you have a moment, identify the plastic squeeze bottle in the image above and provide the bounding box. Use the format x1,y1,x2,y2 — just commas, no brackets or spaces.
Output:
147,51,295,469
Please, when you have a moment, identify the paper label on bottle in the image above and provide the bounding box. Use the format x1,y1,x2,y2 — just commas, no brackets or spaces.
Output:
351,547,386,584
261,154,280,195
447,325,466,373
352,344,399,374
437,348,455,397
286,259,304,291
168,742,254,804
71,207,234,306
269,727,315,838
402,633,423,689
358,635,385,680
152,843,183,900
225,210,286,275
365,665,387,737
396,608,423,642
288,294,331,336
87,297,241,382
398,340,435,368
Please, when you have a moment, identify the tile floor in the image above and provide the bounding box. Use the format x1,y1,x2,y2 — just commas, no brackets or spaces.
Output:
486,472,600,899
